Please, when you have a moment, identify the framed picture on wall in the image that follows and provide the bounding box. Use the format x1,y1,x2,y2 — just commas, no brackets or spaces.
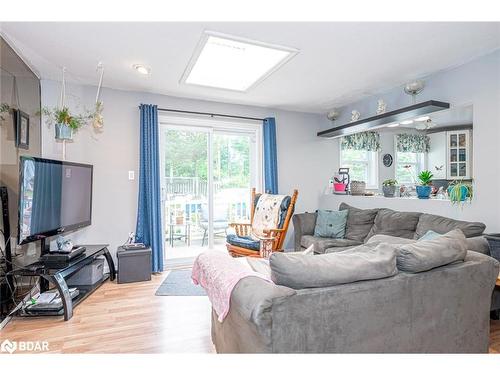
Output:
13,109,29,149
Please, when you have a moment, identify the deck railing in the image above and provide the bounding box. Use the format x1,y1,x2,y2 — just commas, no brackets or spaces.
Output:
164,177,222,197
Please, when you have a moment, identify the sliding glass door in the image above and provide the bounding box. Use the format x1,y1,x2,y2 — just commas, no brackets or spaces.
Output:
160,117,261,263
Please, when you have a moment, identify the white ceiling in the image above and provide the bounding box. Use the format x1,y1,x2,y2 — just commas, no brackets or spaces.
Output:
1,22,499,113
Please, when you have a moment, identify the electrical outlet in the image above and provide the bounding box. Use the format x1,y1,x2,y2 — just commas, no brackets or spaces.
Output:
128,171,135,180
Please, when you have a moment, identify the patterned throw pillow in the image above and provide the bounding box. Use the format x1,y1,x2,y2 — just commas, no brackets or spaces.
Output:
314,210,348,238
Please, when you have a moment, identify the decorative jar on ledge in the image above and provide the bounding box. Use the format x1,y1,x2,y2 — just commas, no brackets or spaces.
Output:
350,181,366,196
382,179,398,198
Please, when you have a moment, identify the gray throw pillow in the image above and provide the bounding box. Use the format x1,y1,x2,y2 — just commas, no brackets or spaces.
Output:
313,209,348,238
396,229,467,273
269,242,398,289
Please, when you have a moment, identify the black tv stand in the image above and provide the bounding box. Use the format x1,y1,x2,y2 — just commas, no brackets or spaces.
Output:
7,244,116,321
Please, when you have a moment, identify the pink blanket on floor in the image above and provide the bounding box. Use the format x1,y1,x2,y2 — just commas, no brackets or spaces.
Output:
191,250,272,322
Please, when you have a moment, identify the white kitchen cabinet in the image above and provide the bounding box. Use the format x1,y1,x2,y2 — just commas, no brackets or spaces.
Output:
446,129,472,180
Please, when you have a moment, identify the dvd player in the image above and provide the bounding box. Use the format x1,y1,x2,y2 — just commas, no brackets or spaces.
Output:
41,246,86,266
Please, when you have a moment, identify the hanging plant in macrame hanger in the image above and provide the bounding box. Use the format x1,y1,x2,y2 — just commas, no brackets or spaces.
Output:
41,63,104,141
41,67,88,141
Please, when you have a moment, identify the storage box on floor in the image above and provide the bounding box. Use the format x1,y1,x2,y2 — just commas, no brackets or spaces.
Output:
117,246,152,283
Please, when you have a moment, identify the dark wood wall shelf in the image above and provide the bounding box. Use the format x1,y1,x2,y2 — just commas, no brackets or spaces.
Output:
317,100,450,139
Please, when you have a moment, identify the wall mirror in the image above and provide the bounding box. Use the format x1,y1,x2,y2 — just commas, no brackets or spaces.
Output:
336,104,473,198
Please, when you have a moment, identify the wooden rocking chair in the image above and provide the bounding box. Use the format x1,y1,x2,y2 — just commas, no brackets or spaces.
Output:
226,188,298,257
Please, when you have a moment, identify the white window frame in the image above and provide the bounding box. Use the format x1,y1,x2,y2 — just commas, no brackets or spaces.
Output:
159,113,263,249
339,147,379,189
394,135,426,185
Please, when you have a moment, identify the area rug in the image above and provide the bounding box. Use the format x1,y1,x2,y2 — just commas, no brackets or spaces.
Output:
155,269,207,296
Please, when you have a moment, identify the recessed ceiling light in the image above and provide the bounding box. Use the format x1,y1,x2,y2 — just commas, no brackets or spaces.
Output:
181,31,298,92
387,123,400,127
415,116,430,122
133,64,151,75
401,120,414,125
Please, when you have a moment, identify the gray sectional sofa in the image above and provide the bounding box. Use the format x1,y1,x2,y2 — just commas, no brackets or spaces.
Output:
293,203,489,254
211,203,499,353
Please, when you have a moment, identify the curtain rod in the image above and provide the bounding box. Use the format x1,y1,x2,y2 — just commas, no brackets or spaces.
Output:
143,106,265,121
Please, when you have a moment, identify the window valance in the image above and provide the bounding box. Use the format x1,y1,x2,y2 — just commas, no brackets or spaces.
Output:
396,133,430,153
341,131,381,151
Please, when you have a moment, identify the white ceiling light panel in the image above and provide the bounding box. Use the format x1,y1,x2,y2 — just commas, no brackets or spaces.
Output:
182,32,298,92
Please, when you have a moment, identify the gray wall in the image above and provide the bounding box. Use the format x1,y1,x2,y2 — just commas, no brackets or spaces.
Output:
40,80,330,259
320,49,500,231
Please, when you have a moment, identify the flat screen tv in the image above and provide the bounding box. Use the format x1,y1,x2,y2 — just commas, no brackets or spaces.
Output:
18,156,93,245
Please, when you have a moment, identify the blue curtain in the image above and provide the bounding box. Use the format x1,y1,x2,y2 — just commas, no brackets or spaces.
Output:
136,104,164,272
263,117,278,194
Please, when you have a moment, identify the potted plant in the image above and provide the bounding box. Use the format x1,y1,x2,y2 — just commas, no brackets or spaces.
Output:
41,106,88,140
416,170,433,199
382,179,398,197
448,180,473,205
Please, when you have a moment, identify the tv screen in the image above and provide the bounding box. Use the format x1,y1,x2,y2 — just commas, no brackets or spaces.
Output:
18,156,93,244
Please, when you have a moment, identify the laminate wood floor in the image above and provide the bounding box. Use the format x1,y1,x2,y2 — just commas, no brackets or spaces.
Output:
0,273,215,353
1,273,499,354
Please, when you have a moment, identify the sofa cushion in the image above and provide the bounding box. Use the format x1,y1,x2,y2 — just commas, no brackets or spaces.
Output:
414,213,486,239
226,234,260,250
246,245,314,279
396,229,467,273
339,203,379,242
314,209,348,238
269,242,398,289
366,208,421,241
465,236,490,255
324,245,363,254
301,235,362,254
367,234,417,245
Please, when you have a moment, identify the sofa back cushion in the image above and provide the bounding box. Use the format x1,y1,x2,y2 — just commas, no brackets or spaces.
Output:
414,213,486,239
339,203,379,242
366,208,421,241
396,229,467,273
269,242,398,289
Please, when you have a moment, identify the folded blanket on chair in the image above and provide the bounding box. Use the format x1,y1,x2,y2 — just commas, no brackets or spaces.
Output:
191,250,272,322
252,193,286,239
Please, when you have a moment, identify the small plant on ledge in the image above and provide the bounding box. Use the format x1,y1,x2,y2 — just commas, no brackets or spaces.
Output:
382,179,398,198
416,170,433,199
448,180,473,205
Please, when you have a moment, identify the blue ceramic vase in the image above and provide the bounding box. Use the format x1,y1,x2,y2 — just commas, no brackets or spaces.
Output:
416,185,432,199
